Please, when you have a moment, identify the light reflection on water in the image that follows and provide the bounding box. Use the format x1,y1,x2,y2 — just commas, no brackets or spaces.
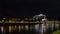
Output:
0,24,60,34
55,24,59,30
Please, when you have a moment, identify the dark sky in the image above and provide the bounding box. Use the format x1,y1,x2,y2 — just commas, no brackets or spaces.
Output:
0,0,59,18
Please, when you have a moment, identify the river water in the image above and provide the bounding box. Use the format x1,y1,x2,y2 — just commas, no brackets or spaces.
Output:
0,23,60,34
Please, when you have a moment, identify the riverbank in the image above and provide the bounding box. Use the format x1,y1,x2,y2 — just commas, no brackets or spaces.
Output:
51,30,60,34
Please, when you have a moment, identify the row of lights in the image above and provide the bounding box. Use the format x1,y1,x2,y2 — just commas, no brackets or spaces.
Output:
0,18,40,23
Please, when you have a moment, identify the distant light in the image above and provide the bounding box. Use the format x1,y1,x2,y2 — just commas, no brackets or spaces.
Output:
37,14,46,17
3,18,6,19
33,14,46,18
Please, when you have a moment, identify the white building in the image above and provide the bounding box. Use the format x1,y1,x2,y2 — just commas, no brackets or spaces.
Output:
33,14,47,23
33,14,47,34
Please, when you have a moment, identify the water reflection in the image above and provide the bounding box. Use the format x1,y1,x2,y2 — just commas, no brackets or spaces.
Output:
51,24,54,32
0,23,60,34
55,24,59,30
0,25,2,34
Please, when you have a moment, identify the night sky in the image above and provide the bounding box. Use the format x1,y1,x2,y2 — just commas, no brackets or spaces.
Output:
0,0,59,18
